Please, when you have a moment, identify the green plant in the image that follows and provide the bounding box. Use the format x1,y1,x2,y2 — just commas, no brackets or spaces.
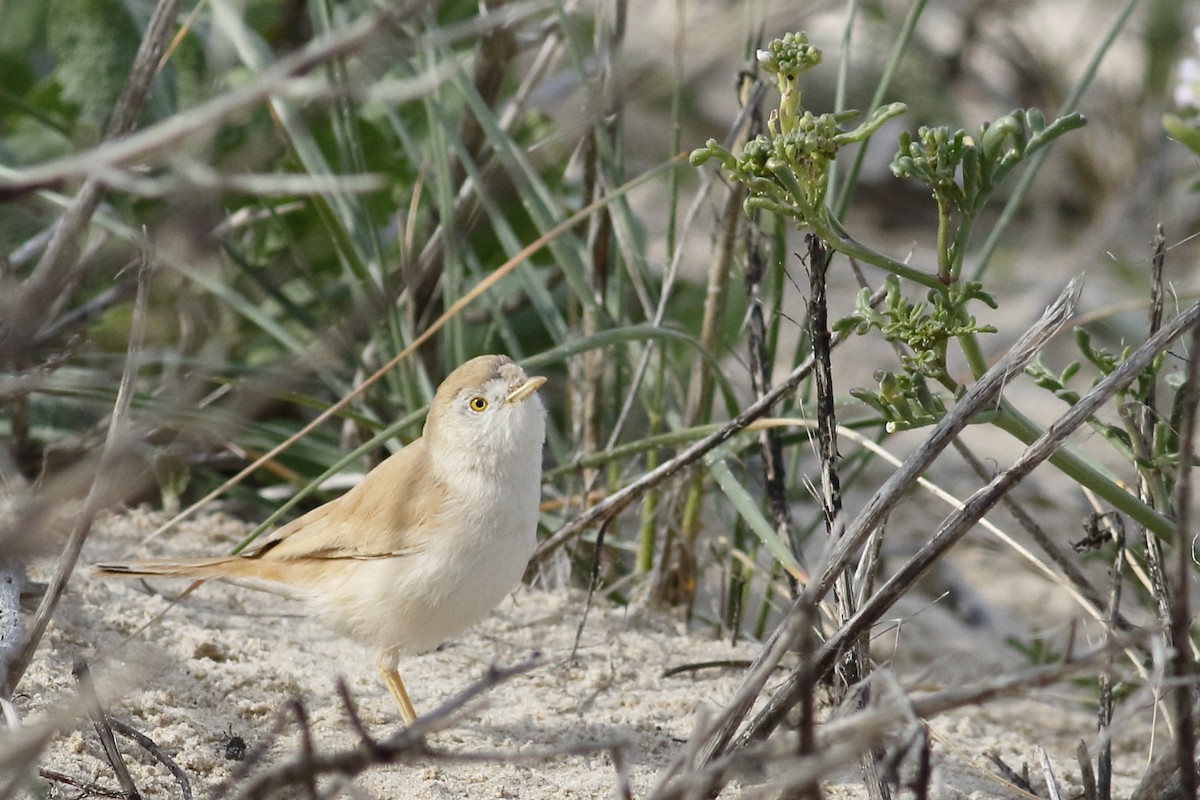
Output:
692,31,1175,543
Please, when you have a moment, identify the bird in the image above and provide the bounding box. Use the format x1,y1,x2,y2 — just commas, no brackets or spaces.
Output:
94,354,547,724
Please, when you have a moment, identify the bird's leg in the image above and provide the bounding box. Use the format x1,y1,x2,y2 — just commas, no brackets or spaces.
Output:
376,647,417,725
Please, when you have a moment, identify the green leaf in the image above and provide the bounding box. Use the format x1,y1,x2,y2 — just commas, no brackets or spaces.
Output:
705,449,806,581
47,0,141,134
1164,113,1200,157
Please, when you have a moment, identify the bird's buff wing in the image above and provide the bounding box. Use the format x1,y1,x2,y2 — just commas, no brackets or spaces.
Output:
249,438,446,563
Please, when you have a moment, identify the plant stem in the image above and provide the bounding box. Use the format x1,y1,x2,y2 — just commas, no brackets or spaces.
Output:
935,195,951,282
812,212,943,290
990,399,1173,539
958,329,989,379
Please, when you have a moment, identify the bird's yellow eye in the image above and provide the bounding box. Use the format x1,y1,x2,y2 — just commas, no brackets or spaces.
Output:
468,396,489,412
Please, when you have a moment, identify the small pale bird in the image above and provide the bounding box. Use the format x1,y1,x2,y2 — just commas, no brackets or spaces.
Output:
95,354,547,724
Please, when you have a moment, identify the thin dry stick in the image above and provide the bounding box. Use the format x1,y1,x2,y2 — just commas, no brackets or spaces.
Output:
666,161,743,601
794,600,822,800
984,753,1037,796
910,727,931,800
807,233,880,800
576,0,623,495
1038,744,1064,800
335,677,382,756
677,122,746,550
289,701,319,800
74,660,140,800
108,717,192,800
664,68,759,607
1078,740,1100,800
1138,227,1174,629
36,769,125,799
563,5,617,596
6,256,153,692
231,658,543,800
738,65,796,574
1169,321,1200,800
454,0,518,188
1097,514,1127,800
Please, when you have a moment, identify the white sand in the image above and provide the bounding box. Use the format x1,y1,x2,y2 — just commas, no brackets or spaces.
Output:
14,506,1158,798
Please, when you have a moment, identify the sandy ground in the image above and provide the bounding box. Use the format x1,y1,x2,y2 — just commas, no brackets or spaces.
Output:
8,503,1165,799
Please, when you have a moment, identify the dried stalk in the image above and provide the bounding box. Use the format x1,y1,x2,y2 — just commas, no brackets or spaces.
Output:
794,601,822,800
676,126,745,554
1096,513,1127,800
807,233,884,799
226,657,634,800
1077,740,1099,800
1038,744,1064,800
75,660,140,800
1168,320,1200,800
7,256,154,692
1138,228,1174,630
107,718,192,800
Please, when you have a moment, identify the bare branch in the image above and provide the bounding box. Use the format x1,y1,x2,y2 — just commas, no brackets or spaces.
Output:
230,658,543,800
7,255,154,692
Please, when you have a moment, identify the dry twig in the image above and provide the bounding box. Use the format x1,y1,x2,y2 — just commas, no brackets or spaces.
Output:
107,717,192,800
1167,320,1200,800
7,256,154,692
226,657,596,800
74,660,140,800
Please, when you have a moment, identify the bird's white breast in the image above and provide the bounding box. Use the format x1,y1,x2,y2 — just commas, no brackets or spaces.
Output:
312,393,545,655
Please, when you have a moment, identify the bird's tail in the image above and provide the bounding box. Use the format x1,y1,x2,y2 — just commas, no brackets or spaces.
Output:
94,556,308,601
93,557,250,581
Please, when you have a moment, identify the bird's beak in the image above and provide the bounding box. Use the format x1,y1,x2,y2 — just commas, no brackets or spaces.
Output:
505,375,546,404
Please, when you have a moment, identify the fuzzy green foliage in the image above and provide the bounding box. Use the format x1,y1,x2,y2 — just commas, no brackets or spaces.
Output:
891,110,1087,219
891,110,1086,283
691,104,905,221
47,0,141,136
838,277,996,379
